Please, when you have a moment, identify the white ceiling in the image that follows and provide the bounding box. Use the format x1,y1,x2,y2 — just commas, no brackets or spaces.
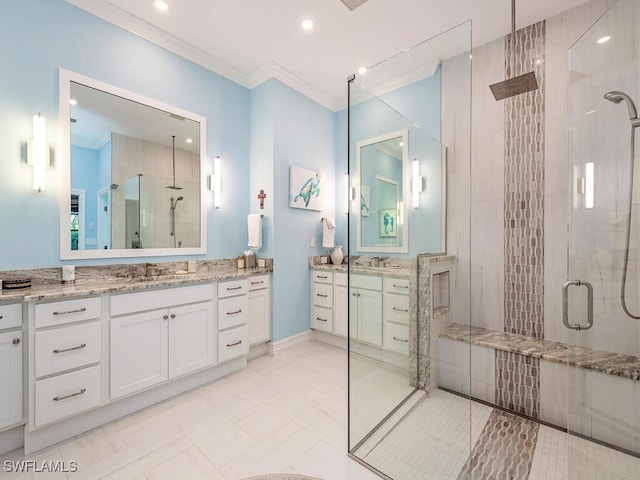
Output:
66,0,590,111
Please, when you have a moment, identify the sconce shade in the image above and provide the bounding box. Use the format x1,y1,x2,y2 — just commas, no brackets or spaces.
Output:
213,156,221,209
28,114,50,192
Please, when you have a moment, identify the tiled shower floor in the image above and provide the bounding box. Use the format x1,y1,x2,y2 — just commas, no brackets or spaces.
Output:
359,389,640,480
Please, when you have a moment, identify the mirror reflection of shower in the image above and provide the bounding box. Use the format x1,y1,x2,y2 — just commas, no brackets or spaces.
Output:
170,195,183,247
604,90,640,318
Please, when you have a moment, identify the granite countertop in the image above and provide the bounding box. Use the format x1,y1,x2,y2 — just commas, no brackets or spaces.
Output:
310,263,411,279
440,323,640,381
0,265,272,303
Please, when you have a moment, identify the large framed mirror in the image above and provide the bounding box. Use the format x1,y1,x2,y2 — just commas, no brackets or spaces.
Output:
59,69,207,259
356,129,409,253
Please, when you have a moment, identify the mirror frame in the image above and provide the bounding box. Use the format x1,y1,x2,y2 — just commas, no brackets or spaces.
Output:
356,129,409,253
58,68,207,260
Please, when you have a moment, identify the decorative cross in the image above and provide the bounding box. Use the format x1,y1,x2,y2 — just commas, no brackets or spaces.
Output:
258,189,267,209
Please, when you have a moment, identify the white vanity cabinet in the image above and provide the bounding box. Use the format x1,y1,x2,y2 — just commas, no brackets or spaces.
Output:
350,275,383,346
311,270,334,333
31,297,102,427
248,274,271,346
110,284,215,400
334,273,349,337
218,279,249,362
0,303,23,431
382,277,410,354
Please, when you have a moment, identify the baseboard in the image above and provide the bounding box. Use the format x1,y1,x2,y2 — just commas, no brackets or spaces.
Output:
0,425,24,456
312,330,347,349
268,330,313,355
248,342,270,360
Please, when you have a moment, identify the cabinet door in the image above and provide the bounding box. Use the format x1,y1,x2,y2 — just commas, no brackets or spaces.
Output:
111,310,168,399
0,331,22,429
168,302,215,378
248,288,270,346
334,285,349,338
357,289,383,346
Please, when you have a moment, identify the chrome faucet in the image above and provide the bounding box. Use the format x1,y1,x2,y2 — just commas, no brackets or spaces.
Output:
370,256,380,267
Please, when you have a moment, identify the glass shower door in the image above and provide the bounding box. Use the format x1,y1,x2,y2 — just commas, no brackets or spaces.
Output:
567,1,640,477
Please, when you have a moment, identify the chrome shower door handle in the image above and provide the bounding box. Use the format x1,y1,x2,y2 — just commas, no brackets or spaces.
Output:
562,280,594,331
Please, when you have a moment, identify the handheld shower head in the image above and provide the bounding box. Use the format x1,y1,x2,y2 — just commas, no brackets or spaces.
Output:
177,196,184,202
604,91,638,121
170,196,184,211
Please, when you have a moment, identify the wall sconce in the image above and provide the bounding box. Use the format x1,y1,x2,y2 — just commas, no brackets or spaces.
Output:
345,172,350,215
27,113,50,192
585,161,594,209
209,155,221,209
412,158,423,209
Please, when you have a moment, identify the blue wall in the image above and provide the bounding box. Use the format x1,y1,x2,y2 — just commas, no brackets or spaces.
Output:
0,0,250,268
70,145,99,249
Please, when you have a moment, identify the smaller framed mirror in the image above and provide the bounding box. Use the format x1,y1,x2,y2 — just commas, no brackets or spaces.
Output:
356,129,409,253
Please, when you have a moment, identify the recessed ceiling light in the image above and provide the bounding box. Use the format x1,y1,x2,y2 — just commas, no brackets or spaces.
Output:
301,19,314,31
70,98,77,106
186,138,193,144
597,35,611,44
358,66,367,74
154,0,169,12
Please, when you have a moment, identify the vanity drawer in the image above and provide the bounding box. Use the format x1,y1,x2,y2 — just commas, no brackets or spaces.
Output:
312,271,333,284
218,279,248,298
312,282,333,308
384,323,410,355
351,274,382,291
334,272,348,287
383,277,410,295
218,325,249,363
35,321,101,378
0,303,22,330
218,295,248,330
311,305,333,333
383,293,410,326
34,365,101,427
35,297,101,328
248,275,270,291
111,284,213,316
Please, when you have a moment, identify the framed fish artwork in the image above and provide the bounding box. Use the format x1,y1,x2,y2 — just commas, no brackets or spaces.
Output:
289,165,323,211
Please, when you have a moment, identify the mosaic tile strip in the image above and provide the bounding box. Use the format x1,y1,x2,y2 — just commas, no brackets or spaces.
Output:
504,21,546,339
496,350,540,418
457,408,540,480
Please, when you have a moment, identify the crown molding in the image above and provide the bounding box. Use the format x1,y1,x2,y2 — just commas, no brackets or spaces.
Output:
248,62,340,112
65,0,250,88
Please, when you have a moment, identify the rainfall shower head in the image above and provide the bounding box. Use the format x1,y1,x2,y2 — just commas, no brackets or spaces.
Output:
604,91,638,121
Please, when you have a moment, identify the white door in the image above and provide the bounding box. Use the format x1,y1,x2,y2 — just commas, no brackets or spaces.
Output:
110,310,168,399
357,289,383,346
334,285,349,337
168,302,215,378
0,331,22,429
248,289,270,346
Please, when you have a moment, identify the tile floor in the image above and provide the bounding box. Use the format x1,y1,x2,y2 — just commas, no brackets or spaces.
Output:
3,340,640,480
1,341,381,480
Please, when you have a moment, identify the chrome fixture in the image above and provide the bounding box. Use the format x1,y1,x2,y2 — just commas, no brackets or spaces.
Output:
166,135,182,190
604,90,640,318
562,280,594,331
169,196,183,247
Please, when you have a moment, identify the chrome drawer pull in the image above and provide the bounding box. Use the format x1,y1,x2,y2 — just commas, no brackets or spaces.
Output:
393,336,409,343
0,315,3,319
226,340,242,347
316,293,328,298
226,286,243,291
251,281,264,285
317,275,328,279
53,388,86,402
170,313,176,319
13,338,20,345
53,343,86,354
226,309,243,315
393,307,409,313
316,317,328,322
53,307,87,316
392,284,409,289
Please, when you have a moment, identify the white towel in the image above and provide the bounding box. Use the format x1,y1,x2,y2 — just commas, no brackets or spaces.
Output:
322,217,335,248
248,214,262,250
